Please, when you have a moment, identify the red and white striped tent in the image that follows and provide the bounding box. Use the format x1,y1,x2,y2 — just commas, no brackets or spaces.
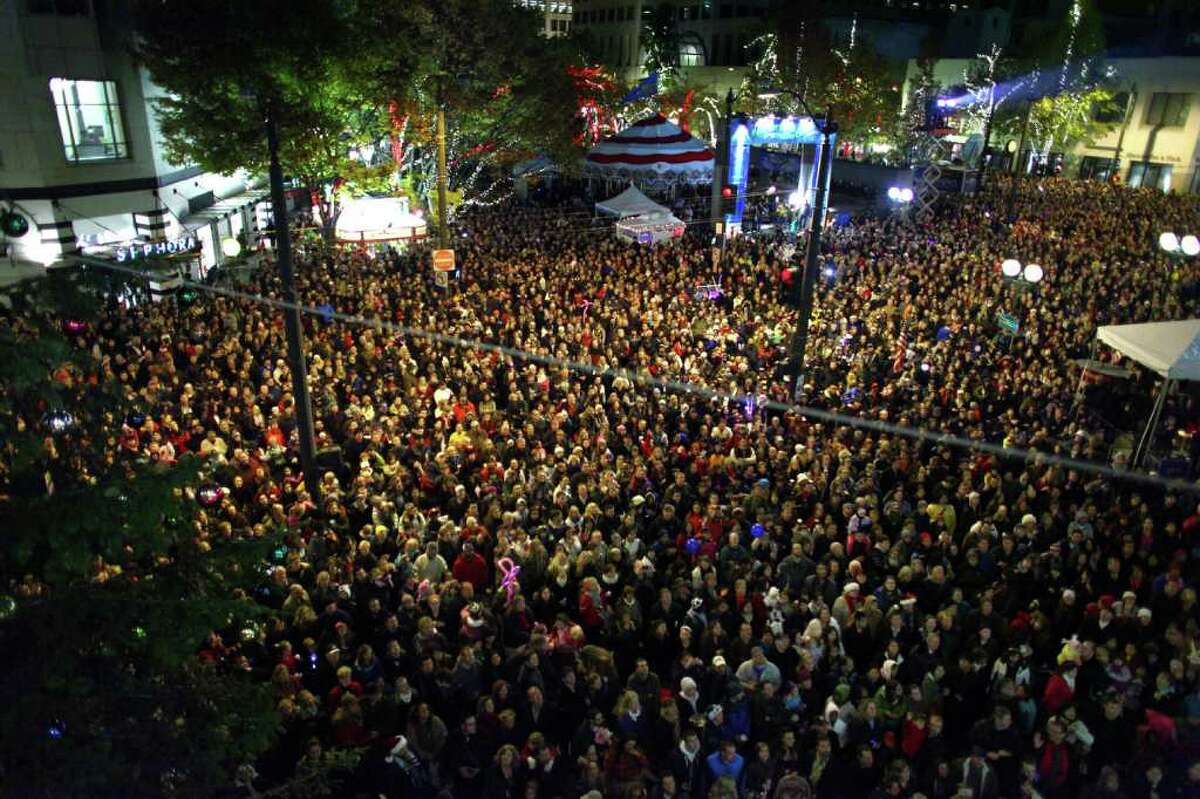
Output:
584,114,714,188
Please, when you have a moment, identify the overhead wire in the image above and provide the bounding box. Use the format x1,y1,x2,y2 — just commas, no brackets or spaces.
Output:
66,252,1200,496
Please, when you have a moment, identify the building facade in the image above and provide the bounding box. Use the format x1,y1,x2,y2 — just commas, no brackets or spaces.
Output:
901,56,1200,193
0,0,268,274
515,0,574,38
571,0,775,94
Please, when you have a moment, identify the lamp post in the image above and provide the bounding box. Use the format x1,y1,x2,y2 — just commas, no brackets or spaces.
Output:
758,88,837,401
709,88,736,238
264,102,321,506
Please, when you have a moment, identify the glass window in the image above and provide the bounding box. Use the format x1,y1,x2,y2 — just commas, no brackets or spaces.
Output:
27,0,90,14
680,40,705,66
1128,161,1173,192
1144,92,1191,127
1078,156,1115,182
49,78,128,163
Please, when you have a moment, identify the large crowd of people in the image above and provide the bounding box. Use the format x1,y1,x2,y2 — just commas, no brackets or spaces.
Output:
9,175,1200,799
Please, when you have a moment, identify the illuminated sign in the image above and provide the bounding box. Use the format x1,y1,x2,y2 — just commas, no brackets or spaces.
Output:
114,236,198,263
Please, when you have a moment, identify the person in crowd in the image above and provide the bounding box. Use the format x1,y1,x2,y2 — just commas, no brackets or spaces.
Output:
8,177,1200,798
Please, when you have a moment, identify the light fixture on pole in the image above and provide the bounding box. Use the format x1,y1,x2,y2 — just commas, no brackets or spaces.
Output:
1001,258,1042,284
1161,231,1200,257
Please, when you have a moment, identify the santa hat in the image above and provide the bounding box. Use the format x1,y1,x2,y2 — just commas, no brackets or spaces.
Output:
384,736,409,764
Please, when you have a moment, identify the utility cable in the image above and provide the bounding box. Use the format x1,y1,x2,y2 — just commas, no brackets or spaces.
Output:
64,253,1200,496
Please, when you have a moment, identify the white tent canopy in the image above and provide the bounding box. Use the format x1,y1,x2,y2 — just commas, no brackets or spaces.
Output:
595,185,669,218
1096,319,1200,381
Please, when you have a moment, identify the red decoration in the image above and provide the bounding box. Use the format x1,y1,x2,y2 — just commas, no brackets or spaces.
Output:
387,99,408,171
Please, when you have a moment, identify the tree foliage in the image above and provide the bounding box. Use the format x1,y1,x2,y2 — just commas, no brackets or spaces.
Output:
0,275,288,798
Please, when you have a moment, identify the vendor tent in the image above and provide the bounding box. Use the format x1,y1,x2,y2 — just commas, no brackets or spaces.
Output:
584,114,714,189
595,185,670,218
615,210,686,245
1095,319,1200,467
1096,319,1200,380
335,197,427,244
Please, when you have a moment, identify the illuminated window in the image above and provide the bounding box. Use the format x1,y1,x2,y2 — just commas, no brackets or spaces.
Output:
680,40,705,66
49,78,128,163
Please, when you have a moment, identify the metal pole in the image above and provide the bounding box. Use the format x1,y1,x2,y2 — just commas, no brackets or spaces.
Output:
1013,100,1032,174
787,110,835,401
709,88,734,235
436,106,449,248
265,108,321,506
1133,378,1170,469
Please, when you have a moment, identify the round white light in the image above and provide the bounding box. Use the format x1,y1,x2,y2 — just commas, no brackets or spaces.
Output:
899,188,914,203
1023,263,1044,284
1181,235,1200,257
1001,258,1021,278
887,186,901,201
1160,232,1180,253
220,237,242,259
765,185,777,195
787,190,804,210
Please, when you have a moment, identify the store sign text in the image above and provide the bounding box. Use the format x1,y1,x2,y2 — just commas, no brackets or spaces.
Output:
115,236,198,262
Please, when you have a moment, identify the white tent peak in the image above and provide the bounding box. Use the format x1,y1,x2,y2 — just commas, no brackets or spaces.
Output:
1097,319,1200,381
595,185,670,218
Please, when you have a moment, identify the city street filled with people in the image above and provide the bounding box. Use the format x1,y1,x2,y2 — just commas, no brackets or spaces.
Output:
11,176,1200,799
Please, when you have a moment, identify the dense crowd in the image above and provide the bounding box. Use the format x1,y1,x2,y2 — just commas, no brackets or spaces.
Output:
10,176,1200,799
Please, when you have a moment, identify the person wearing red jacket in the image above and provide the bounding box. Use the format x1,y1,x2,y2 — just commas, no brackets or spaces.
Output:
1043,661,1077,714
452,542,488,592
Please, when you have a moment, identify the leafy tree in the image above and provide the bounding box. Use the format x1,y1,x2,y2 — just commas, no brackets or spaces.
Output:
388,0,588,213
0,274,308,798
753,21,902,145
1028,86,1122,163
640,3,682,86
132,0,421,242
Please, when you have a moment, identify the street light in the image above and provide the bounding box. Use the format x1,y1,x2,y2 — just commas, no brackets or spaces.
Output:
1001,258,1043,284
1161,231,1200,257
757,88,837,401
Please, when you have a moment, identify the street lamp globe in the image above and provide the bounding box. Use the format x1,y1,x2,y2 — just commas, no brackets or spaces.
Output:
787,190,804,210
899,188,914,203
220,237,242,259
1182,235,1200,257
1023,263,1044,284
1001,259,1022,278
1160,232,1181,253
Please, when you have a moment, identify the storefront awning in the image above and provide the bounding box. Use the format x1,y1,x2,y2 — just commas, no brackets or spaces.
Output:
180,187,270,232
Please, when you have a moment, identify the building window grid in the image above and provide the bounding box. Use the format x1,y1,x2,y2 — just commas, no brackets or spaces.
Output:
50,78,128,163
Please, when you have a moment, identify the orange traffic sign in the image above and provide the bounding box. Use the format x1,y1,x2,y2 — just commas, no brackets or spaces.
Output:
432,249,456,271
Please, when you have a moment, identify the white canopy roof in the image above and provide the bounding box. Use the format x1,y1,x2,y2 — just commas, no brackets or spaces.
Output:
1096,319,1200,381
595,185,669,218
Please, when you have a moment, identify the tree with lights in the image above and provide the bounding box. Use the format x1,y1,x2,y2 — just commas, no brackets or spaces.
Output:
748,21,902,147
0,274,348,798
133,0,419,243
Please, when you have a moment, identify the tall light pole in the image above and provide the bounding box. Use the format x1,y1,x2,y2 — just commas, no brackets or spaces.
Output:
760,89,836,401
264,103,321,505
436,98,449,248
709,88,735,237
